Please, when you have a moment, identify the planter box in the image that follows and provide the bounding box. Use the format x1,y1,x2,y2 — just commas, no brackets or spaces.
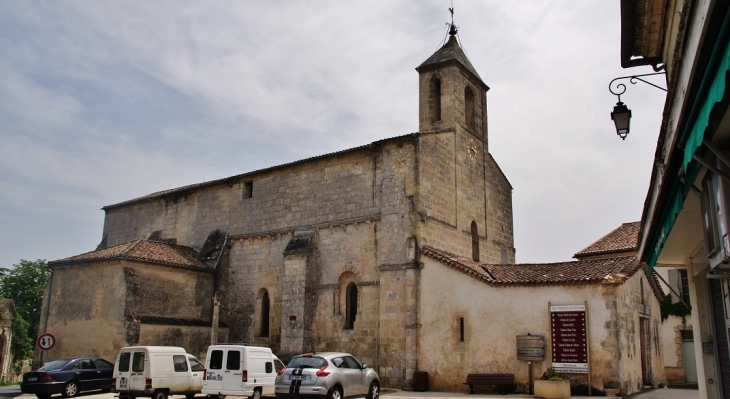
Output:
534,380,571,399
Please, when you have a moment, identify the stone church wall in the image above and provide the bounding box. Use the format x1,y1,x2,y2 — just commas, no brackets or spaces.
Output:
416,129,513,264
43,260,215,362
484,154,514,263
43,261,128,362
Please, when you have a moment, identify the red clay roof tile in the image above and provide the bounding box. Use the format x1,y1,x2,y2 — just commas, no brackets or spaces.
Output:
49,240,212,271
573,222,640,259
422,246,641,286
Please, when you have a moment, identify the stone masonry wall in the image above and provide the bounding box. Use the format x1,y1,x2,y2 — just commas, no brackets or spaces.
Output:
44,260,215,362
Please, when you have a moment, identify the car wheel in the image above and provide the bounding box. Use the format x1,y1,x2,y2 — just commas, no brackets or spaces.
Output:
62,381,79,398
36,394,51,399
327,386,342,399
249,388,261,399
367,382,379,399
152,390,168,399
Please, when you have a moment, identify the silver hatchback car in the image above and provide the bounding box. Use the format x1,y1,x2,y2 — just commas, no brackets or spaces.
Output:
275,352,379,399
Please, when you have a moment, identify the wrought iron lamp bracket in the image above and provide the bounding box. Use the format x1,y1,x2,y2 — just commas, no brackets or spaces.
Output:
608,72,667,102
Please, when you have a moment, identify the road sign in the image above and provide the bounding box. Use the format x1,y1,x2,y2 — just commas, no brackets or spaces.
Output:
37,333,56,351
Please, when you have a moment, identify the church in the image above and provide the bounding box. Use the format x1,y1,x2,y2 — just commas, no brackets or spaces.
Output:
40,28,663,395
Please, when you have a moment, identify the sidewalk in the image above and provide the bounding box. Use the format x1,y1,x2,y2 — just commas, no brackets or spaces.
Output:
380,387,698,399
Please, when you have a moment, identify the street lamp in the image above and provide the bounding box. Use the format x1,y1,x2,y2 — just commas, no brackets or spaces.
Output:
611,101,632,140
608,72,666,140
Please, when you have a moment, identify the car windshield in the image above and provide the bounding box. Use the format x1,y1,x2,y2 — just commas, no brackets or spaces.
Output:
38,359,71,371
287,356,327,369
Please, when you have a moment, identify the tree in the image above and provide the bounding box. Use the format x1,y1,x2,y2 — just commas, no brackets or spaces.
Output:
0,260,50,361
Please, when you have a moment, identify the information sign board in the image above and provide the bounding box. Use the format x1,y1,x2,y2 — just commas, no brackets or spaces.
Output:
550,305,588,373
516,334,545,361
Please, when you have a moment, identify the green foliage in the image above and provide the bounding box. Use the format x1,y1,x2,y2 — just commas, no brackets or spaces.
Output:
660,294,691,322
11,315,33,362
0,259,50,360
540,367,563,381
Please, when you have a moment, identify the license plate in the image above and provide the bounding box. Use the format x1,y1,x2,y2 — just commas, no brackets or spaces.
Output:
28,377,37,382
291,375,305,381
119,378,127,389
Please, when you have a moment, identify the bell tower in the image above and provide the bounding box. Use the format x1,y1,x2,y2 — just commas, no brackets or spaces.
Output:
415,25,490,146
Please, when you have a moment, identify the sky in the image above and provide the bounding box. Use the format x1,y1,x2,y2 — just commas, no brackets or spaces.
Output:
0,1,667,267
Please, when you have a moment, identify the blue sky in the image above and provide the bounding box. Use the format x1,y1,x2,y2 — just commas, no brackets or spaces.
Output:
0,1,666,267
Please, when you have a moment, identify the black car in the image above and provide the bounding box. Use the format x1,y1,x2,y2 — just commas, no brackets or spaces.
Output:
21,357,114,399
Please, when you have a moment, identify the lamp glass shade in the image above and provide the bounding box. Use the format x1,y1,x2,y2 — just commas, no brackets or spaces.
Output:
611,102,631,139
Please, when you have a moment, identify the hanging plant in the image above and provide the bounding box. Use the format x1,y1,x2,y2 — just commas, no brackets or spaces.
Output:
660,294,691,323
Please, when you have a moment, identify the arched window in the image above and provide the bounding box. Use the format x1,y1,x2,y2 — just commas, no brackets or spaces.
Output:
471,221,479,261
345,283,358,329
464,86,475,130
431,77,442,122
260,290,270,337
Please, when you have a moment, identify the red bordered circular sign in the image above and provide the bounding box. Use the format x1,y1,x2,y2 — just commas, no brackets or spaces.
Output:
36,333,56,351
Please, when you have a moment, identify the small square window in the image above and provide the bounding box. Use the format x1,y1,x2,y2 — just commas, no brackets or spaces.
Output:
243,182,253,199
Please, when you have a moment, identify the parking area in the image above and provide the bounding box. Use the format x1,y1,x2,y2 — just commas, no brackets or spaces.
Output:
7,387,700,399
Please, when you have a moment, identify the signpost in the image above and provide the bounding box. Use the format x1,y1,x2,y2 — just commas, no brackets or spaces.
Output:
549,302,591,396
517,334,545,395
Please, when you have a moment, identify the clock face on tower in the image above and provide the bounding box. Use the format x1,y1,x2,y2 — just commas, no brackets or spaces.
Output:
467,138,478,160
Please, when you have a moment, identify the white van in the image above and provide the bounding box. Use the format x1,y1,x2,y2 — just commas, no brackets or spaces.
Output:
202,344,278,399
112,346,204,399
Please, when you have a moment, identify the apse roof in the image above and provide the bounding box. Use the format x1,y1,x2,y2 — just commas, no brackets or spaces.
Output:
49,239,212,271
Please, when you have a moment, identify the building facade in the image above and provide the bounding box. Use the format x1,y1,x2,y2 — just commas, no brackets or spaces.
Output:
41,31,515,389
619,0,730,398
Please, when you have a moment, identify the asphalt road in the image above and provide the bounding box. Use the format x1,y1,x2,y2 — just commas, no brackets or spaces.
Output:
2,387,698,399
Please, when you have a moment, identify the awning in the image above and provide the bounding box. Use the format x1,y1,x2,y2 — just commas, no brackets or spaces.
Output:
645,8,730,272
645,162,700,272
682,7,730,170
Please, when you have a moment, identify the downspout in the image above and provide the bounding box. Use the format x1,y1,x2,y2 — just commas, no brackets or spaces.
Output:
39,269,53,367
210,233,228,345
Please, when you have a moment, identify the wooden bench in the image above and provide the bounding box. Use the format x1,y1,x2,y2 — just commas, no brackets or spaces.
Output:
464,373,514,394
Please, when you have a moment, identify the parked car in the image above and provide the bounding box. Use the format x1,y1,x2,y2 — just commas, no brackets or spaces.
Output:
274,353,379,399
20,357,114,399
202,344,278,399
112,346,204,399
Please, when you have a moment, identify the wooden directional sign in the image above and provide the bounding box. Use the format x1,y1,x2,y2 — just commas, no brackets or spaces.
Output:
517,347,546,356
550,305,588,373
516,334,545,361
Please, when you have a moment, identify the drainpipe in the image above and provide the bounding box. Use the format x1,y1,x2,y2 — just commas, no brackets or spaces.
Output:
38,270,54,367
210,233,228,344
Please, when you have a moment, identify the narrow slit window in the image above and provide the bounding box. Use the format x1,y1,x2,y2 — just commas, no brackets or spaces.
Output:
243,182,253,199
471,221,479,261
459,317,465,342
345,283,358,329
261,290,270,337
464,86,475,130
432,78,442,122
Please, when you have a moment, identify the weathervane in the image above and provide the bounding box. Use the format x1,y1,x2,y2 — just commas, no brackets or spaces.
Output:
448,3,458,36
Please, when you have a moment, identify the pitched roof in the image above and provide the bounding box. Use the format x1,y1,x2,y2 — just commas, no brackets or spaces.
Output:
102,132,426,210
416,35,488,90
574,222,641,259
422,246,641,286
49,240,212,272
